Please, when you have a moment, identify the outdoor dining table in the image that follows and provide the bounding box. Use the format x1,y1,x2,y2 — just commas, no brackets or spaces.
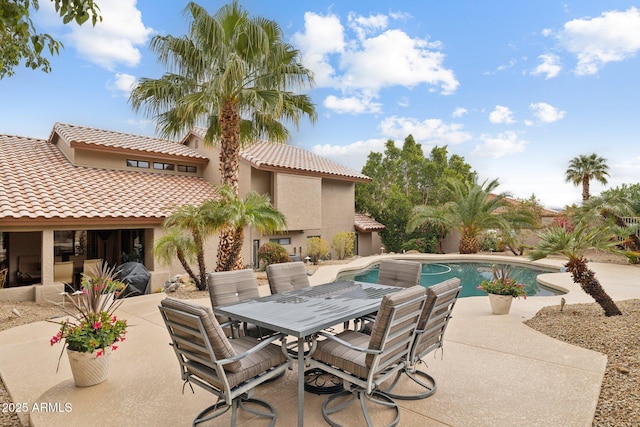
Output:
213,279,402,427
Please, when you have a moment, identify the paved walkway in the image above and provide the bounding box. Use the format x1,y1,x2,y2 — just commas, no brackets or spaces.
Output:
1,254,638,426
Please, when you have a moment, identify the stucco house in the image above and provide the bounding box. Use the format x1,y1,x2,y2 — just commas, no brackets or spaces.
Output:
0,123,382,300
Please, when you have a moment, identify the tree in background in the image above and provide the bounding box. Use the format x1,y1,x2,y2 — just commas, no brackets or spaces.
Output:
408,177,535,254
1,0,101,78
600,183,640,216
565,153,610,202
130,1,316,275
332,232,355,260
355,136,473,252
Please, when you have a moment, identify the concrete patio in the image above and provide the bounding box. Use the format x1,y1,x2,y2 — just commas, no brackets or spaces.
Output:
1,254,638,426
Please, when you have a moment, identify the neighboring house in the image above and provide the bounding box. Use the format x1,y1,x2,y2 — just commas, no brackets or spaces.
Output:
0,123,375,299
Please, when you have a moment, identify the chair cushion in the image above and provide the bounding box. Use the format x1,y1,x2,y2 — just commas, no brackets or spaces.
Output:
266,261,310,294
366,285,426,367
377,260,421,288
313,330,371,379
160,297,241,372
207,269,260,306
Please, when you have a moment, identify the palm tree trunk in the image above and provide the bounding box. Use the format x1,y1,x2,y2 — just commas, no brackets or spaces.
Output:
459,234,479,254
582,175,590,201
220,228,244,271
193,232,207,291
176,249,200,289
565,257,622,316
216,100,242,272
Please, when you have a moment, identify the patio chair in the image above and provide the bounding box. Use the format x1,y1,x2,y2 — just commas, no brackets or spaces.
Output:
207,269,275,339
377,259,422,288
307,285,427,427
82,259,102,277
265,261,310,294
380,278,461,400
358,259,422,333
159,297,288,427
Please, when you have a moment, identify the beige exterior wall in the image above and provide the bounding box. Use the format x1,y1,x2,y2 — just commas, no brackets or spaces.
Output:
274,174,322,231
321,179,355,258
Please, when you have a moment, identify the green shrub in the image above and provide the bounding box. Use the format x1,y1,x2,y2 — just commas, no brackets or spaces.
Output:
332,232,355,260
306,237,330,265
401,237,438,253
257,242,289,268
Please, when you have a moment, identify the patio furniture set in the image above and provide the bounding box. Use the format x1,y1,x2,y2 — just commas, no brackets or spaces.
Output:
158,260,461,427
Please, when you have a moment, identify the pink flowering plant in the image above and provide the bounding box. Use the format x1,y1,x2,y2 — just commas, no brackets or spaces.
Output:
477,264,527,298
50,262,128,368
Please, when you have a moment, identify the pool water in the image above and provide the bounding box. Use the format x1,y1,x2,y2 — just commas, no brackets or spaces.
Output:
339,262,563,297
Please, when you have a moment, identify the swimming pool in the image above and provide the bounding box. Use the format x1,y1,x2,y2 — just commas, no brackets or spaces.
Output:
337,261,564,297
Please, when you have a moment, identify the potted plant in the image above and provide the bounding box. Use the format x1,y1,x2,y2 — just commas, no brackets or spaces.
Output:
477,264,526,315
49,262,128,386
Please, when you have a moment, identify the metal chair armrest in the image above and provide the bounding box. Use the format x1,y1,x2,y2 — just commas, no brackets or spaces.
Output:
216,333,287,366
316,331,382,355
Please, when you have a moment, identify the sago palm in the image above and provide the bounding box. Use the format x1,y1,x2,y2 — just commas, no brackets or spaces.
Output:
129,1,316,270
565,153,609,202
153,228,199,286
528,221,634,316
162,203,226,290
407,177,517,254
206,185,287,271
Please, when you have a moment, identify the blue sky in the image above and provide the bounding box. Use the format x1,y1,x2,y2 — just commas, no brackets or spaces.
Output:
1,1,639,209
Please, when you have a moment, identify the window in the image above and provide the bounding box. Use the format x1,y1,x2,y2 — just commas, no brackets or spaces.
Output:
270,237,291,245
126,159,149,168
153,162,175,171
177,165,197,173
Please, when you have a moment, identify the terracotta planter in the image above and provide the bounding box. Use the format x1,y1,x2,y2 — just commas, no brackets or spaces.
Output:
488,293,513,315
66,348,112,387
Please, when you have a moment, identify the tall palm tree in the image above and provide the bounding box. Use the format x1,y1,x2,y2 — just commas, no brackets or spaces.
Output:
129,1,316,269
162,203,226,290
528,222,631,316
208,185,287,271
153,228,199,286
565,153,610,202
407,177,531,254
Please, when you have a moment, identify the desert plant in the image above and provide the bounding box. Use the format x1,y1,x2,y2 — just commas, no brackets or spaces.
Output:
307,237,330,265
332,232,355,260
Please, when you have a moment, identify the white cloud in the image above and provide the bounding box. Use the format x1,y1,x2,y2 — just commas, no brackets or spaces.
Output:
293,11,459,115
529,102,566,123
312,138,388,170
452,107,468,118
489,105,515,124
323,94,382,114
484,58,517,75
107,73,137,97
64,0,154,70
379,116,472,145
348,12,388,40
472,131,528,158
531,53,562,79
558,7,640,75
293,12,345,87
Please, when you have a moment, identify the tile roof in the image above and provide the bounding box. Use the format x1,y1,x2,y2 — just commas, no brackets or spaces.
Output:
188,128,370,182
0,135,219,222
52,123,208,161
354,213,386,232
